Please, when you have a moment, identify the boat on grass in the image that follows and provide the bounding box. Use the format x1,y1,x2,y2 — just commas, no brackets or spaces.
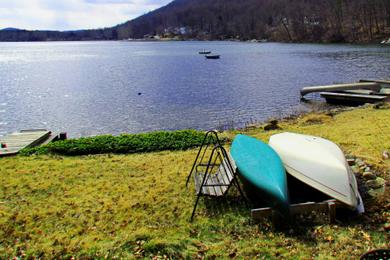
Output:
269,132,364,213
230,134,289,216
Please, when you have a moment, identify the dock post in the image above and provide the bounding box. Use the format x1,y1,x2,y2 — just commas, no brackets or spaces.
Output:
59,132,67,140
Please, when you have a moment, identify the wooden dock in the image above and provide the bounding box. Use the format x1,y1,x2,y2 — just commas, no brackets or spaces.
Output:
0,129,57,157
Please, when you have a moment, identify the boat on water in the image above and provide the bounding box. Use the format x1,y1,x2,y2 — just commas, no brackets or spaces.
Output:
230,134,289,216
199,50,211,54
205,54,220,59
269,132,364,213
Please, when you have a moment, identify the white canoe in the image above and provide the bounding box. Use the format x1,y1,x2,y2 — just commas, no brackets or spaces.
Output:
269,132,364,213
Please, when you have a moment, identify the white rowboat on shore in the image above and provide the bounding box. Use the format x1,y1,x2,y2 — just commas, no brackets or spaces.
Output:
269,132,364,213
300,82,381,96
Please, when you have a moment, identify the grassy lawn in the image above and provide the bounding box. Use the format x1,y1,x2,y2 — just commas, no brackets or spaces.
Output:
0,105,389,258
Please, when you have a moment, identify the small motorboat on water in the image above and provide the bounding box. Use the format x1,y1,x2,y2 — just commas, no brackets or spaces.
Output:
205,54,220,59
231,135,289,216
269,132,364,213
199,50,211,54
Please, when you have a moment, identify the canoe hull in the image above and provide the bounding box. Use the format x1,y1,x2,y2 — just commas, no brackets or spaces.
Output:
231,134,289,215
269,132,364,212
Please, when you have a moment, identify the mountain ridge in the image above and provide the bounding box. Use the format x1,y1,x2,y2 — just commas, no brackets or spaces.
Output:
1,0,389,43
1,27,23,31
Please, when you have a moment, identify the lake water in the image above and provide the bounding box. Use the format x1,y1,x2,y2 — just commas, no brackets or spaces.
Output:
0,41,389,137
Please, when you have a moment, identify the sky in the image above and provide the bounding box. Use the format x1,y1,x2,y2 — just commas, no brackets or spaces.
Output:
0,0,172,31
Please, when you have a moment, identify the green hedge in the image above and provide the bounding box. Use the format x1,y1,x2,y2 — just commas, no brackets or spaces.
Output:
20,130,224,156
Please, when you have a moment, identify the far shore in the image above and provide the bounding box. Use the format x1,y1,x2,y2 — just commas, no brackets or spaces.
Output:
1,38,388,45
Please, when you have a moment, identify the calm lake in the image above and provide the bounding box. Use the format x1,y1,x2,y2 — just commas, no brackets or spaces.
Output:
0,41,389,137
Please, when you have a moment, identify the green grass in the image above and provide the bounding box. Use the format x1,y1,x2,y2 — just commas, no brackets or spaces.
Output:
0,105,389,258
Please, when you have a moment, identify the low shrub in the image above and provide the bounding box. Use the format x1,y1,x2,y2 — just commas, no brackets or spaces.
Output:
20,130,225,156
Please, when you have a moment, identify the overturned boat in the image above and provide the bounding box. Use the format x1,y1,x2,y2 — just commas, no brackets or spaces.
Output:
320,91,388,105
231,134,290,216
300,82,382,97
301,80,390,105
269,132,364,213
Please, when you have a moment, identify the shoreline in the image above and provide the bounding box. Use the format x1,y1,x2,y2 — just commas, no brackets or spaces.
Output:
2,101,346,140
20,102,390,167
1,37,389,44
1,102,381,141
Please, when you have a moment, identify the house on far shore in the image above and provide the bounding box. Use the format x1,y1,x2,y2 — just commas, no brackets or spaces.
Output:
381,38,390,44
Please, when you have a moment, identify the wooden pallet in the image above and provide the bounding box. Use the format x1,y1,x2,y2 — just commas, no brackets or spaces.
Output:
251,200,337,224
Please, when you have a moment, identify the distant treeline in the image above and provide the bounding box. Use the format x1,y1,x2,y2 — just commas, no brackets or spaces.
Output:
0,28,119,41
1,0,389,43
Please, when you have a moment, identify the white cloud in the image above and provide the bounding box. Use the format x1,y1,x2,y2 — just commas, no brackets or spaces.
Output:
0,0,172,31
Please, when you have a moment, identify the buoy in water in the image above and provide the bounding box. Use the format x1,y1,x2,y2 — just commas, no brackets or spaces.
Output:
138,92,142,96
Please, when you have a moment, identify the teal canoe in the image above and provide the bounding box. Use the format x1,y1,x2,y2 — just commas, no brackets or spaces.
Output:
230,134,289,216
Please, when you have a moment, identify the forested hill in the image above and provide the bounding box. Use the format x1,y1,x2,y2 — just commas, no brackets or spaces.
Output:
1,0,390,43
118,0,390,43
